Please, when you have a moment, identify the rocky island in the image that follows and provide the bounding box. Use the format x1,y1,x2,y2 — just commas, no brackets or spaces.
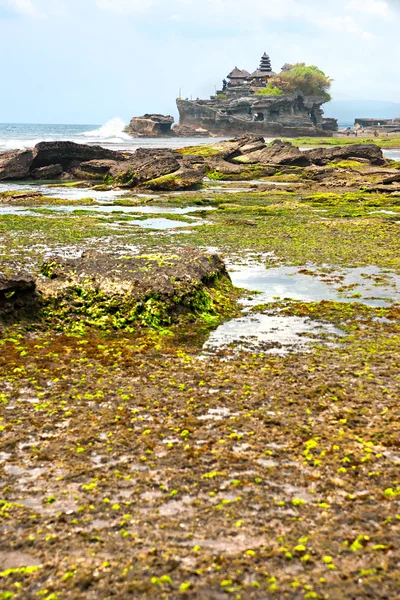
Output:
126,53,338,138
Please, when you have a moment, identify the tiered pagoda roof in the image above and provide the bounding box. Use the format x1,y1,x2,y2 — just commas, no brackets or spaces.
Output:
227,67,249,80
251,52,274,79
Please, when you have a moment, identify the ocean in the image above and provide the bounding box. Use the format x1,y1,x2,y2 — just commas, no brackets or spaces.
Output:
0,119,223,153
0,119,399,160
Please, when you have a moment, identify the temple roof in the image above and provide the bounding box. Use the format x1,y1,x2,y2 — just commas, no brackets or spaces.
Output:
251,69,274,78
227,67,249,79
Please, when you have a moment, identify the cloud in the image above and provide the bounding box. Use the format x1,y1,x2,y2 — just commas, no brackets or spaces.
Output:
7,0,42,16
316,14,374,38
347,0,390,17
95,0,157,13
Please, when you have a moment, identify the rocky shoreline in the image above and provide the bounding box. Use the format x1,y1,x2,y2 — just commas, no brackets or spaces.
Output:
0,136,399,600
1,136,398,194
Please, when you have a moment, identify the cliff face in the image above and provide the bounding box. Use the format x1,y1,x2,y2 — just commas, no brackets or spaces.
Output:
177,92,337,137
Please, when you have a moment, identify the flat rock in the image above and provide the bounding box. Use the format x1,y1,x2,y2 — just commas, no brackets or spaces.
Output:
235,139,311,166
38,249,233,328
304,144,385,166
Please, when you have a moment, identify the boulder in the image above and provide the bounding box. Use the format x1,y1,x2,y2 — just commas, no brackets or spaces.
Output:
31,164,63,180
0,149,33,180
196,136,265,160
126,114,175,137
234,139,311,167
107,148,182,186
30,141,126,172
38,249,234,328
142,164,206,191
304,144,385,166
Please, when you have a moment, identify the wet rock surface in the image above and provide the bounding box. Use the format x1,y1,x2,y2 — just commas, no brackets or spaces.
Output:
0,139,400,599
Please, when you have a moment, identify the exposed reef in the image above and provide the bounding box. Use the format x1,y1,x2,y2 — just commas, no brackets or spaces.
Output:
0,137,393,194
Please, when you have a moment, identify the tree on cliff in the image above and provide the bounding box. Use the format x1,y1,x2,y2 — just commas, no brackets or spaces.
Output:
275,63,333,98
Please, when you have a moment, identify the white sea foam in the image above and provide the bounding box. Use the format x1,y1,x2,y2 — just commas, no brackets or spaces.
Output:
82,118,131,142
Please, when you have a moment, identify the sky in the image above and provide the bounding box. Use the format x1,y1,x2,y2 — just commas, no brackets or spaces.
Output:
0,0,399,124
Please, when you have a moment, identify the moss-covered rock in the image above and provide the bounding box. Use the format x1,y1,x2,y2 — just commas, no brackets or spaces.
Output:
38,249,238,330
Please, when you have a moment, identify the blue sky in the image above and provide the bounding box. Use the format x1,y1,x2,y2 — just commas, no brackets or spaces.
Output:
0,0,399,124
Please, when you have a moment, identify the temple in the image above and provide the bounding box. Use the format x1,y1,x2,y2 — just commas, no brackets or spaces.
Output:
177,52,338,137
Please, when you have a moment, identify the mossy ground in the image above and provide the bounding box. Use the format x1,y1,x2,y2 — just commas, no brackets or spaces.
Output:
286,136,400,148
0,172,399,599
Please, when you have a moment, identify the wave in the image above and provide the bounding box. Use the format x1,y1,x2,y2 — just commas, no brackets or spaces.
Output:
82,118,131,141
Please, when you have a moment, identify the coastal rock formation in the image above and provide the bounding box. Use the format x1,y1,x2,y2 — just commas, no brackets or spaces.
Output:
30,141,125,171
0,142,127,181
305,144,386,166
177,93,337,138
31,164,63,180
234,139,311,167
0,137,387,190
37,250,234,328
126,114,175,137
0,149,33,180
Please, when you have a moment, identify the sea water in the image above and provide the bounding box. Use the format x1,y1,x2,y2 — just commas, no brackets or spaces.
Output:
0,119,225,152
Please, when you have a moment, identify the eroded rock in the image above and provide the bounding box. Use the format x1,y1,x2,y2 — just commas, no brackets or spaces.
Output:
0,149,33,181
304,144,385,166
38,250,237,329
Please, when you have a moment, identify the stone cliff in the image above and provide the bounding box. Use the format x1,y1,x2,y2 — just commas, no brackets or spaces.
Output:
177,91,337,137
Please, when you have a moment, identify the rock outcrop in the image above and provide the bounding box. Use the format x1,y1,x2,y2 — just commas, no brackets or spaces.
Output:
0,149,33,180
0,136,387,189
36,250,236,328
234,139,311,167
126,114,175,137
304,144,386,166
177,92,337,137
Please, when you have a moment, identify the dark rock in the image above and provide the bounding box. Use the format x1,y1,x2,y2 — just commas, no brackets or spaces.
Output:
38,249,234,328
235,139,311,167
78,160,122,175
30,141,126,172
31,164,63,180
304,144,385,166
109,149,181,187
0,272,37,320
0,149,33,180
126,114,175,137
142,164,206,191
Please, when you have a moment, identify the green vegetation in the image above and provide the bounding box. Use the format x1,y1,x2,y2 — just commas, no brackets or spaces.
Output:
287,136,400,148
1,162,399,599
256,85,282,96
275,63,333,99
